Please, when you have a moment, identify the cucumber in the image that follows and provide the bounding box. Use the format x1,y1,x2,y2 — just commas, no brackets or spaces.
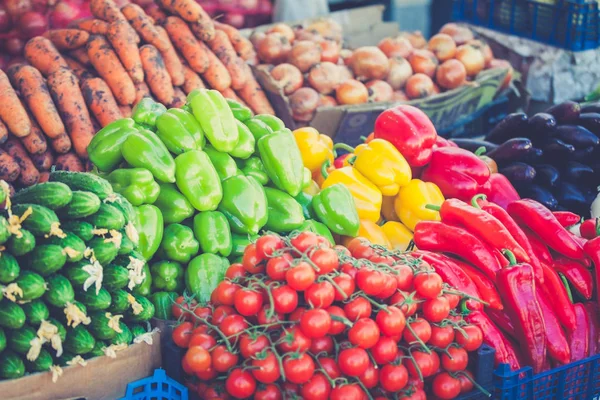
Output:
15,270,46,301
0,300,25,329
61,220,95,241
103,264,129,291
86,203,126,231
107,193,138,225
8,325,37,354
64,325,95,355
43,232,86,262
108,289,130,314
49,171,113,200
0,351,25,379
25,348,53,372
0,253,19,283
0,216,10,244
130,324,146,338
88,340,106,358
48,317,67,342
88,311,118,340
0,327,4,353
22,299,49,326
44,274,75,308
7,229,36,256
12,182,73,210
118,234,134,255
111,321,132,345
58,191,101,219
87,237,119,266
63,260,95,288
56,351,76,366
125,294,154,322
77,287,111,311
22,244,67,276
11,204,61,237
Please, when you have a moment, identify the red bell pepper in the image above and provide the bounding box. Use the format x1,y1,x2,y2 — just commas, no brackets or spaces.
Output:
480,173,520,210
583,236,600,309
553,211,581,227
433,136,457,149
451,257,504,311
413,221,501,279
496,251,546,374
535,285,571,365
486,308,517,340
583,303,600,356
567,303,589,362
508,199,584,260
580,218,599,240
553,256,593,300
373,104,437,167
540,263,577,331
421,147,490,202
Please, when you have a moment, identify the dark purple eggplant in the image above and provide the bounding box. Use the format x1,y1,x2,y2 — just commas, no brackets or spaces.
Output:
486,138,533,164
484,113,528,144
534,164,560,188
449,138,499,153
541,138,575,160
520,184,558,210
551,125,599,148
563,161,596,186
580,102,600,114
546,101,581,124
522,147,544,164
576,113,600,135
528,113,556,137
499,162,536,185
555,182,589,216
568,146,595,163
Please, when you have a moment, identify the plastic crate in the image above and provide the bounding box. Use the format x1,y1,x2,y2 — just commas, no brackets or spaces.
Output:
439,94,510,138
495,353,600,399
452,0,600,51
457,344,497,400
119,369,188,400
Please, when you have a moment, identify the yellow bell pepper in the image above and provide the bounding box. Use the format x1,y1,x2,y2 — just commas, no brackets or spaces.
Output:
293,127,334,174
381,196,400,222
394,179,444,231
322,166,382,222
342,220,391,249
382,221,413,251
303,179,321,195
352,139,412,197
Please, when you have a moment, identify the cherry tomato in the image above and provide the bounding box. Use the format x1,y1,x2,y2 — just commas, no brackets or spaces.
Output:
305,281,335,308
225,263,247,280
456,325,484,351
255,384,282,400
380,364,409,392
348,318,380,349
233,288,263,316
251,351,281,384
390,290,418,317
393,264,414,290
458,370,475,393
266,254,293,281
429,324,455,348
444,293,461,309
356,362,378,388
376,273,398,299
242,244,265,274
212,305,235,325
214,281,239,306
256,306,284,328
319,356,341,379
422,296,450,322
326,305,347,335
193,306,211,320
283,353,315,384
239,334,269,359
404,350,435,378
290,231,319,253
334,245,351,257
331,384,365,400
400,389,427,400
195,366,218,381
172,322,193,348
288,307,307,322
189,333,217,350
404,318,432,344
226,369,257,399
219,314,248,339
413,272,443,299
347,238,375,259
344,297,372,321
278,326,312,353
309,336,334,355
301,372,332,399
172,296,197,321
406,375,425,391
432,372,462,399
338,347,369,376
333,273,355,301
370,254,394,265
340,262,358,279
202,383,225,399
442,346,469,372
255,234,285,259
212,345,239,372
310,247,338,275
181,354,194,375
376,306,406,337
185,346,211,372
286,262,316,291
271,285,299,313
300,309,331,338
356,268,384,296
430,350,441,375
371,336,399,365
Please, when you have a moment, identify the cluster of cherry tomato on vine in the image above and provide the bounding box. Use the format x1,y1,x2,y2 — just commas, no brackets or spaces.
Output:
170,232,486,400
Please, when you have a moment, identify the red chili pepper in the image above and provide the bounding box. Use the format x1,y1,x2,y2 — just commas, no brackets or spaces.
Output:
413,221,501,280
486,308,517,340
495,250,546,373
553,256,593,300
479,173,520,210
567,303,589,362
540,263,577,331
451,257,504,310
507,199,584,260
583,236,600,310
521,227,554,268
333,153,351,169
535,285,571,365
580,219,599,240
583,303,600,356
553,211,581,227
494,249,510,268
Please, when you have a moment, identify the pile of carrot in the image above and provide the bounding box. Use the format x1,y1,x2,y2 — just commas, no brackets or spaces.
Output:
0,0,275,189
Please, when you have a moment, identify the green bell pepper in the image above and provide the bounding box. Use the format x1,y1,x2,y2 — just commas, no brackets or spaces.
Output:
132,98,167,129
87,118,137,172
106,168,160,206
203,146,239,182
135,205,164,260
150,261,184,292
153,183,194,224
302,167,312,188
218,175,268,235
257,132,305,197
299,220,335,245
194,211,232,257
226,99,253,122
263,187,305,233
294,191,316,220
186,253,228,304
160,224,199,263
174,150,222,212
244,117,273,143
236,157,269,185
230,121,255,160
312,183,360,236
189,89,238,153
132,263,152,296
150,291,176,320
155,108,205,154
121,129,176,183
230,234,258,259
253,115,285,132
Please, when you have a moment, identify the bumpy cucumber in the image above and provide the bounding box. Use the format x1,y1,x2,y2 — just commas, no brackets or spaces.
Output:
59,191,101,219
49,171,113,200
12,182,73,209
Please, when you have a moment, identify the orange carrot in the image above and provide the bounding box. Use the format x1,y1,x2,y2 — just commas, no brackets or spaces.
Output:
64,56,95,80
107,20,144,84
42,29,90,50
208,30,248,90
69,48,92,66
23,36,69,77
164,16,209,74
90,0,140,43
155,26,185,86
7,65,66,139
170,87,186,108
200,44,231,92
220,87,244,103
238,64,275,115
81,77,123,127
30,149,54,171
181,64,206,94
38,171,50,183
119,105,132,118
0,70,31,138
19,121,47,156
145,5,167,25
0,148,20,182
214,21,256,61
121,4,170,51
72,19,109,35
157,0,215,40
134,81,152,104
55,152,85,172
0,120,7,145
47,68,95,159
50,134,72,154
140,44,175,106
188,20,216,43
5,137,39,186
87,35,136,105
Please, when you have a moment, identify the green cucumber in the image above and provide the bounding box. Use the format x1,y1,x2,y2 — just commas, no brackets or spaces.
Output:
15,270,46,301
48,317,67,342
118,234,134,255
77,287,111,311
56,351,76,366
130,324,146,338
44,274,75,308
0,327,5,353
11,204,61,237
0,216,10,244
0,351,25,379
59,191,101,219
87,237,119,265
63,260,94,288
0,300,25,329
64,325,95,355
110,321,132,345
0,253,19,283
61,220,95,241
25,348,53,372
108,289,130,314
22,299,49,326
8,325,37,354
7,229,36,256
22,244,67,276
12,182,73,210
106,193,138,225
125,294,154,322
150,291,176,320
86,203,126,231
88,311,118,340
49,171,113,200
43,232,86,262
103,264,129,291
88,340,106,358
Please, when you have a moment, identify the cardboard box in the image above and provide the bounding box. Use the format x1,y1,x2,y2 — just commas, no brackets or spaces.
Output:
0,331,162,400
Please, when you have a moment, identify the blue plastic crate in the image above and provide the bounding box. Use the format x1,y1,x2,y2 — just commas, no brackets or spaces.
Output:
120,369,188,400
452,0,600,51
495,353,600,399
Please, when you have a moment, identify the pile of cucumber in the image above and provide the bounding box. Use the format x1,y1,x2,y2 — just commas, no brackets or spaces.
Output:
0,171,155,380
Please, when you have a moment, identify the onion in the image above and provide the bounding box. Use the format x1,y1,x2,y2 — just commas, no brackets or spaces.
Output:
5,37,25,55
378,36,413,58
49,0,91,29
318,95,338,108
339,49,353,66
399,31,427,49
468,39,494,67
293,111,315,123
308,62,341,95
338,65,353,82
405,73,435,99
0,6,12,33
440,23,474,45
267,23,295,44
320,39,340,63
386,56,413,90
250,31,266,47
366,80,394,102
289,87,320,115
271,63,304,95
18,11,48,39
336,79,369,105
392,91,409,102
349,46,389,80
294,28,323,43
428,33,457,62
257,32,292,64
436,59,467,90
488,59,513,90
289,40,321,72
306,18,343,42
455,44,485,76
408,49,438,78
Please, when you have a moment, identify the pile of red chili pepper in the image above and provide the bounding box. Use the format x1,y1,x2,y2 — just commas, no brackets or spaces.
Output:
413,195,600,374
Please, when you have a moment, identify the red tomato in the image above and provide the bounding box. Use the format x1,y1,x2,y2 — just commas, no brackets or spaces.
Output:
344,297,372,321
233,288,263,316
326,305,347,335
195,366,218,381
225,263,247,280
266,254,293,281
348,318,380,349
226,369,257,398
172,296,197,321
214,281,239,306
338,347,370,376
290,231,320,253
283,353,315,384
331,384,365,400
172,322,193,348
458,370,475,393
371,336,399,365
319,356,341,379
310,247,339,275
255,234,285,259
356,268,384,296
181,355,194,375
370,254,394,265
380,364,409,392
193,306,211,320
390,290,418,317
211,345,239,372
239,334,269,359
432,372,462,399
429,324,455,348
271,285,299,313
309,336,334,354
422,296,450,322
288,307,307,322
347,237,375,259
456,325,483,351
242,244,265,274
393,264,414,290
376,306,406,336
219,314,248,338
441,346,469,372
185,346,211,372
255,384,282,400
300,309,332,338
212,305,235,325
400,388,427,400
333,273,355,300
404,318,432,344
404,350,435,378
251,351,281,384
301,372,332,399
286,262,316,291
305,281,335,308
359,362,379,388
189,333,217,350
376,273,399,299
256,306,284,328
413,272,443,299
334,245,351,257
340,262,358,279
444,293,461,309
278,326,312,353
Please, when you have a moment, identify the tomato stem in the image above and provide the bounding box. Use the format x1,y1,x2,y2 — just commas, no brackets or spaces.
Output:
404,322,432,354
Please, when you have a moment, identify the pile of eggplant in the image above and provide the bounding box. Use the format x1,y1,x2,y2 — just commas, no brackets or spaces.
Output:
453,101,600,216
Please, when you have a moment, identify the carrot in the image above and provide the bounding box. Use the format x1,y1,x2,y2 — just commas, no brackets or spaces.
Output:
47,68,95,159
135,81,152,104
50,134,72,154
145,5,168,25
220,87,244,103
0,70,31,138
170,87,186,108
64,56,95,80
189,20,216,43
181,64,206,94
23,36,69,77
81,77,123,128
119,105,132,118
157,0,215,40
121,4,170,51
69,48,92,66
140,44,175,106
0,149,20,182
38,171,50,183
42,29,90,50
30,149,54,171
107,21,144,84
238,64,275,115
208,30,248,90
87,35,136,106
155,26,185,86
164,16,209,74
72,19,109,35
8,65,66,139
0,120,7,145
55,152,85,172
214,21,256,61
200,44,231,92
18,119,47,156
4,137,39,186
90,0,140,43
